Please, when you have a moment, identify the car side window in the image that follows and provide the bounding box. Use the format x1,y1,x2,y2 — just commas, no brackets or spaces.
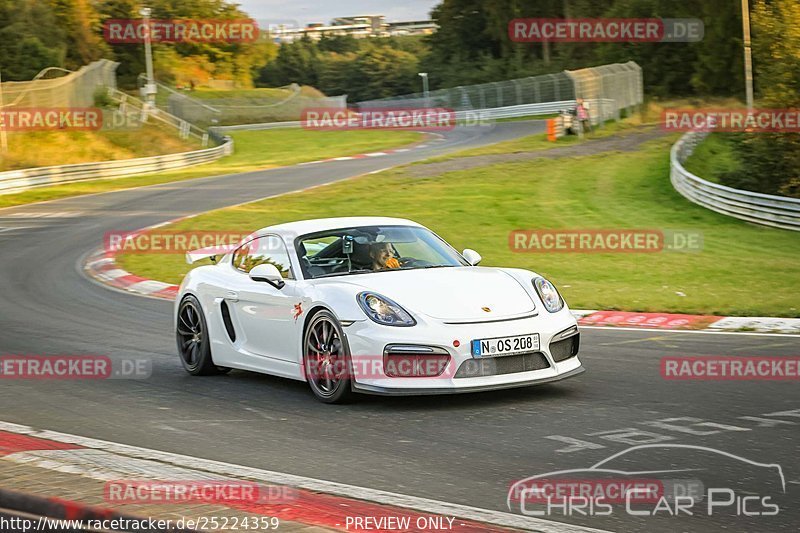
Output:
232,236,293,279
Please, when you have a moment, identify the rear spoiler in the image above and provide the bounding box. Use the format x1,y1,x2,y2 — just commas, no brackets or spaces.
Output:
185,232,259,265
185,245,236,265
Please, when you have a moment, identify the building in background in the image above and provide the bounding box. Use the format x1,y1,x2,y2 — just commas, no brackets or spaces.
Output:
270,15,436,43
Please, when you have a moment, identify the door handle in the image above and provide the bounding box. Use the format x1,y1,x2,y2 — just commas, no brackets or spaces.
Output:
225,291,239,302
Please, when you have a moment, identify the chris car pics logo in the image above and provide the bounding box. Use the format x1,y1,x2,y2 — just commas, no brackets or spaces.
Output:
508,444,785,518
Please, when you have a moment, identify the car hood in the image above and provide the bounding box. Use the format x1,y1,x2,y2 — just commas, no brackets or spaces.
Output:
319,267,537,321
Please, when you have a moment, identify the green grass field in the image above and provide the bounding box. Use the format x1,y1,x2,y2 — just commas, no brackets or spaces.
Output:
116,135,800,317
0,125,200,172
682,133,741,184
154,86,316,106
191,86,327,100
422,119,652,163
0,129,422,209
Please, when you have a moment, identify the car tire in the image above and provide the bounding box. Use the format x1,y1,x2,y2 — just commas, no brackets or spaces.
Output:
303,310,354,404
176,295,226,376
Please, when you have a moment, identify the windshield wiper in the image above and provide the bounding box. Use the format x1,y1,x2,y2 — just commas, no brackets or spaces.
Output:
390,264,454,271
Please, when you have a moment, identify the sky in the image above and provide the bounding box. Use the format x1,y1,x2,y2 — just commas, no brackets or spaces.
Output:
234,0,440,27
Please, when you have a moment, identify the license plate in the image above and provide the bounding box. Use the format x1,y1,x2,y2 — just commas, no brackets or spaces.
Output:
471,334,539,358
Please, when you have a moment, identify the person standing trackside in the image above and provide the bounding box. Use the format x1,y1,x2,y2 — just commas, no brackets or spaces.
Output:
576,97,592,136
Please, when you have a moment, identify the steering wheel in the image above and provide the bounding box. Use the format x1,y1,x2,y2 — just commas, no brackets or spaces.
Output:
398,257,434,268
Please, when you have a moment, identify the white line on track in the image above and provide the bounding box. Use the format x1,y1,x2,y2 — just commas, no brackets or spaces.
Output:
0,226,29,234
0,421,612,533
368,167,392,175
0,211,81,218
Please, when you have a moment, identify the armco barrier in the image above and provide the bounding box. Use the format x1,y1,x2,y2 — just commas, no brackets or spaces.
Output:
454,100,574,120
213,121,301,132
214,99,615,132
670,131,800,231
0,137,233,195
454,99,615,123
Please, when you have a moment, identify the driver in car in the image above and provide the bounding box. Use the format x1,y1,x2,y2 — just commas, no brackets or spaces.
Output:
369,242,400,270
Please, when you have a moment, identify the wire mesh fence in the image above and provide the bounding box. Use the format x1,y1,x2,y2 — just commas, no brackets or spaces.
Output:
357,61,643,125
0,60,118,109
165,84,347,127
1,59,643,138
566,61,643,123
358,73,575,112
0,60,221,149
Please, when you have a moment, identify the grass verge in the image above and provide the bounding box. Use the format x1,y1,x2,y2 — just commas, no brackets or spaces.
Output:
0,129,422,209
0,125,199,172
682,133,741,184
116,135,799,317
422,117,653,163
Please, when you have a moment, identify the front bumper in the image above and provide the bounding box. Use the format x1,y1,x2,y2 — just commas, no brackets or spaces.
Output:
352,365,585,395
343,307,584,395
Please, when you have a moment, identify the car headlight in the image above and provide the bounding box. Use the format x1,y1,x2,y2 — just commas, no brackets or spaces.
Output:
357,292,416,327
533,277,564,313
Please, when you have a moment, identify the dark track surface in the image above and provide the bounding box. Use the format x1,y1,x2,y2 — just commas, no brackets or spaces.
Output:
0,121,797,532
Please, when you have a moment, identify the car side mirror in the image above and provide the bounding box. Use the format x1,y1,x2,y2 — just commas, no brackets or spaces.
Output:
249,264,285,289
462,248,482,266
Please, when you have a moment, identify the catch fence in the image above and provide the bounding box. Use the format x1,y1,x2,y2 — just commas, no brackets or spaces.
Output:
357,61,643,125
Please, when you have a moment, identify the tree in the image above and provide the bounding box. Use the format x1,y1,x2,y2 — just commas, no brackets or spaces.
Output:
95,0,143,86
46,0,109,70
0,0,65,80
346,45,419,101
318,53,356,97
257,36,320,86
97,0,272,88
690,0,743,96
318,34,359,54
723,0,800,197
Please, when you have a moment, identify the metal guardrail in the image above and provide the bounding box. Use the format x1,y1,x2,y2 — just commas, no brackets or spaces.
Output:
212,99,615,132
454,99,615,123
107,88,209,145
0,137,233,195
670,131,800,231
0,86,233,195
454,101,572,120
214,121,301,132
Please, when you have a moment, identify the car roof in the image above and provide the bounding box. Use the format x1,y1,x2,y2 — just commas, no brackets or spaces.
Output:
257,217,424,238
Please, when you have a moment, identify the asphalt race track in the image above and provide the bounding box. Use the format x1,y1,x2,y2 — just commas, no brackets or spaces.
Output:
0,121,798,533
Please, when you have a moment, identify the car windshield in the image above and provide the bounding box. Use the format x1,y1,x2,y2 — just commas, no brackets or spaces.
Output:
296,225,468,279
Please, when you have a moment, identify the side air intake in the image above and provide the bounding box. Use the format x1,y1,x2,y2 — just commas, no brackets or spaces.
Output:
221,301,236,342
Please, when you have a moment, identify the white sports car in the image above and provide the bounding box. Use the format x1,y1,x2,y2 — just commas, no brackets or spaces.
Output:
176,217,583,403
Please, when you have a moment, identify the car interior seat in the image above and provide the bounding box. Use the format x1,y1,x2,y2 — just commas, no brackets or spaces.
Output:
297,242,327,278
